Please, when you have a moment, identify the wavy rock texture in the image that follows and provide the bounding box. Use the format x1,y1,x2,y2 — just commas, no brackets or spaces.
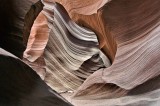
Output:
24,12,49,62
42,1,116,61
0,0,43,58
23,1,110,93
73,0,160,99
42,0,111,15
42,3,110,92
71,75,160,106
23,10,50,80
23,0,160,106
0,48,73,106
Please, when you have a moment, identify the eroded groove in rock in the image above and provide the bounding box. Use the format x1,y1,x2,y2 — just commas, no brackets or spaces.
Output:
74,0,160,99
101,0,160,89
72,75,160,106
72,83,160,106
1,0,160,105
24,11,49,62
49,0,117,62
42,3,110,92
23,10,50,80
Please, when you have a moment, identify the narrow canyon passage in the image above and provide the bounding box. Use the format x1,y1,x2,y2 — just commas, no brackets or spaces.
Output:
0,0,160,106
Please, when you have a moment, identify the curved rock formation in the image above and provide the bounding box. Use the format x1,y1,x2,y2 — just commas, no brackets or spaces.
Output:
42,0,111,15
24,11,49,62
24,2,110,92
0,48,73,106
24,0,160,105
1,0,160,105
74,0,160,98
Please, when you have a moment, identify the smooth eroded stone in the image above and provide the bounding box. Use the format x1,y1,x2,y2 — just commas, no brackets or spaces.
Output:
42,3,110,92
42,0,111,15
24,11,49,62
73,0,160,99
0,48,73,106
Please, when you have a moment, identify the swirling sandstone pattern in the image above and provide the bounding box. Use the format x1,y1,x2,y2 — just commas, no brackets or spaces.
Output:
24,1,110,92
73,0,160,98
22,0,160,105
43,3,110,92
24,12,49,62
42,0,111,15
